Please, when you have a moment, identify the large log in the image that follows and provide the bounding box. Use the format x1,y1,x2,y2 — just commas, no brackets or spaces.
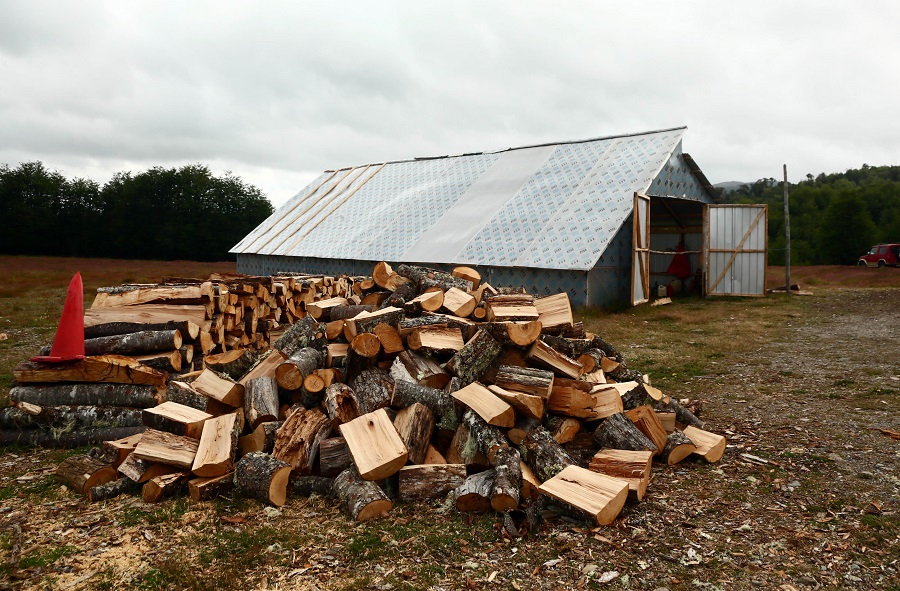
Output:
339,408,408,480
141,401,211,439
593,413,657,453
396,264,472,292
14,355,167,387
538,465,629,526
483,321,543,347
273,407,333,475
56,454,118,496
392,403,435,465
390,350,450,390
588,449,653,501
191,413,240,477
234,451,292,507
332,466,393,521
349,368,393,415
444,329,502,387
83,320,200,341
519,427,575,482
390,379,455,421
273,316,327,357
453,469,494,513
275,347,324,391
319,436,352,477
243,377,280,429
131,350,182,373
461,409,507,463
490,446,522,512
0,405,143,431
0,426,144,448
660,430,697,465
188,472,235,501
89,476,140,503
204,349,260,381
493,365,554,399
9,382,160,408
142,471,189,503
84,305,207,331
83,330,182,357
132,428,199,468
452,382,515,428
398,464,467,501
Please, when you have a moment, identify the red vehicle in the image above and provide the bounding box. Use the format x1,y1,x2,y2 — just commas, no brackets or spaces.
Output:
857,244,900,267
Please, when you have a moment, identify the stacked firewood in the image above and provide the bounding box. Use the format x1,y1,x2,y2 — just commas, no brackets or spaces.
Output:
47,261,726,528
1,274,361,446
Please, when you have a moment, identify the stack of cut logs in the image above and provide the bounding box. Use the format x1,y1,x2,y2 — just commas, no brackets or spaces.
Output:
1,273,363,446
44,262,726,528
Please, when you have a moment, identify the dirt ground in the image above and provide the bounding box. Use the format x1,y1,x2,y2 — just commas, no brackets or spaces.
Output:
0,268,898,590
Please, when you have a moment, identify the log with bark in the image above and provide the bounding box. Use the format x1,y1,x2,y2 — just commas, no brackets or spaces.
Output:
396,264,472,292
188,472,235,501
319,436,352,477
349,368,393,415
392,403,435,465
102,432,145,468
398,464,467,501
461,409,507,463
390,350,450,390
453,469,494,513
275,347,324,391
518,427,575,482
273,316,327,357
660,430,697,465
444,329,502,387
83,329,182,357
132,429,200,469
273,407,333,475
89,476,140,502
83,319,200,341
117,454,180,483
243,377,279,429
56,454,118,496
191,413,240,477
332,465,393,521
490,446,522,512
143,471,189,503
339,408,408,480
592,413,657,454
492,365,554,399
0,405,144,431
9,383,160,408
238,420,283,455
141,402,211,439
14,355,167,387
528,339,584,379
204,349,260,380
625,405,669,456
234,452,292,507
538,465,629,526
323,383,359,427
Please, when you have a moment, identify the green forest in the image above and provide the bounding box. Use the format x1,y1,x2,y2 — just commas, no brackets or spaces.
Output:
0,162,273,261
724,164,900,265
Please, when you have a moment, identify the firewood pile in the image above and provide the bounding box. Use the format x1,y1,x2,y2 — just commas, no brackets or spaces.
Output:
18,262,727,528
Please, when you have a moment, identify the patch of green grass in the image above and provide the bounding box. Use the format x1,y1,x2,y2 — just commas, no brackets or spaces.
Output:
832,378,856,387
863,386,896,397
18,544,76,569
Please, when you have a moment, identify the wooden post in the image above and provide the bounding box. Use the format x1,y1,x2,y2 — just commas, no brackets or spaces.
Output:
784,164,791,296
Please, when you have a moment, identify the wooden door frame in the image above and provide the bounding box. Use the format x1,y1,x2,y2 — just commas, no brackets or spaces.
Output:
631,192,651,305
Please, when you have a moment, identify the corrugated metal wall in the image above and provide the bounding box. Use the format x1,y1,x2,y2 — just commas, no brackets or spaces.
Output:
706,205,768,296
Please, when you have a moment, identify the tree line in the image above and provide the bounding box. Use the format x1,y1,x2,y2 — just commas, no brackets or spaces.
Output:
723,164,900,265
0,162,273,261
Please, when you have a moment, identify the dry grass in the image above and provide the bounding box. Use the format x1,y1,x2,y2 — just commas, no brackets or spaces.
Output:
767,264,900,289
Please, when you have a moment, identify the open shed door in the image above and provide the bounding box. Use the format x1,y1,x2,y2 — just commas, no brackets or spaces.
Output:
631,193,651,305
705,204,768,296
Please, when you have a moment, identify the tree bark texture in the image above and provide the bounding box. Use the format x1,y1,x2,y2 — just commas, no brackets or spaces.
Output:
332,466,392,521
0,405,143,431
234,451,292,507
518,427,575,482
445,329,502,387
244,377,280,429
592,412,657,453
9,383,160,409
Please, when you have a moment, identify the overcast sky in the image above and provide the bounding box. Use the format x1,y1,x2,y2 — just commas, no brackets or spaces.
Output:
2,1,898,206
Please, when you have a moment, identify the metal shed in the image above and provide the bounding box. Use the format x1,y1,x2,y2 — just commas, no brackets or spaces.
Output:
232,127,767,307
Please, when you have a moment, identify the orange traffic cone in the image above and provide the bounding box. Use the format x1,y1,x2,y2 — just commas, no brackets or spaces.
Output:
31,272,86,363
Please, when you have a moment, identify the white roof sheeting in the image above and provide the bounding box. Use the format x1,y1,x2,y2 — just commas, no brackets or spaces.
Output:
232,127,687,271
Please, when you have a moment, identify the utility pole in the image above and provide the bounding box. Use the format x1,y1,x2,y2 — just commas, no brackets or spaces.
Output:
783,164,791,295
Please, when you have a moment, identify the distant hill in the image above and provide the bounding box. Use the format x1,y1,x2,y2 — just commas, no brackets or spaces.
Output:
713,181,751,193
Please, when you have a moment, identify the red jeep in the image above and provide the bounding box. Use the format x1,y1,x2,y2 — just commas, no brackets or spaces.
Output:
857,244,900,267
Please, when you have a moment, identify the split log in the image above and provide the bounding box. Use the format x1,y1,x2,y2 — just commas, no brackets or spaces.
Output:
424,444,447,465
588,449,653,501
165,380,209,412
519,427,575,482
538,465,629,526
319,436,352,477
396,264,472,292
349,368,393,415
392,403,435,465
191,369,244,408
534,293,574,334
372,323,404,355
307,297,349,321
84,305,207,332
345,333,381,383
654,398,704,429
548,379,597,419
141,401,211,439
14,355,167,387
390,350,450,390
453,469,494,512
682,426,727,463
117,454,180,483
625,405,669,456
92,284,210,307
188,472,235,501
452,382,515,428
204,349,259,381
244,377,279,429
407,326,465,354
592,413,657,453
520,461,541,501
493,365,554,399
543,415,581,444
130,349,182,373
373,261,413,292
332,465,393,521
89,477,139,503
326,343,349,369
490,446,522,512
273,407,333,475
403,289,444,315
142,471,189,503
83,320,199,341
83,329,182,357
275,347,324,391
660,430,697,465
9,382,160,408
328,305,375,322
102,432,145,468
56,454,118,496
343,307,404,340
577,349,604,374
461,409,507,463
377,281,418,309
191,413,240,477
528,339,584,379
589,386,624,420
238,420,282,455
398,464,467,501
445,423,488,468
656,412,677,434
238,349,286,387
507,416,542,446
323,383,359,427
487,385,544,420
483,321,543,347
452,266,481,289
445,329,502,387
441,287,476,318
339,408,408,480
273,316,327,357
234,451,292,506
132,428,199,469
485,301,539,323
0,405,143,431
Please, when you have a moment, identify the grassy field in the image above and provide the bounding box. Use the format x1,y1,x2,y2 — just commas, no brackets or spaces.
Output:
1,257,899,590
